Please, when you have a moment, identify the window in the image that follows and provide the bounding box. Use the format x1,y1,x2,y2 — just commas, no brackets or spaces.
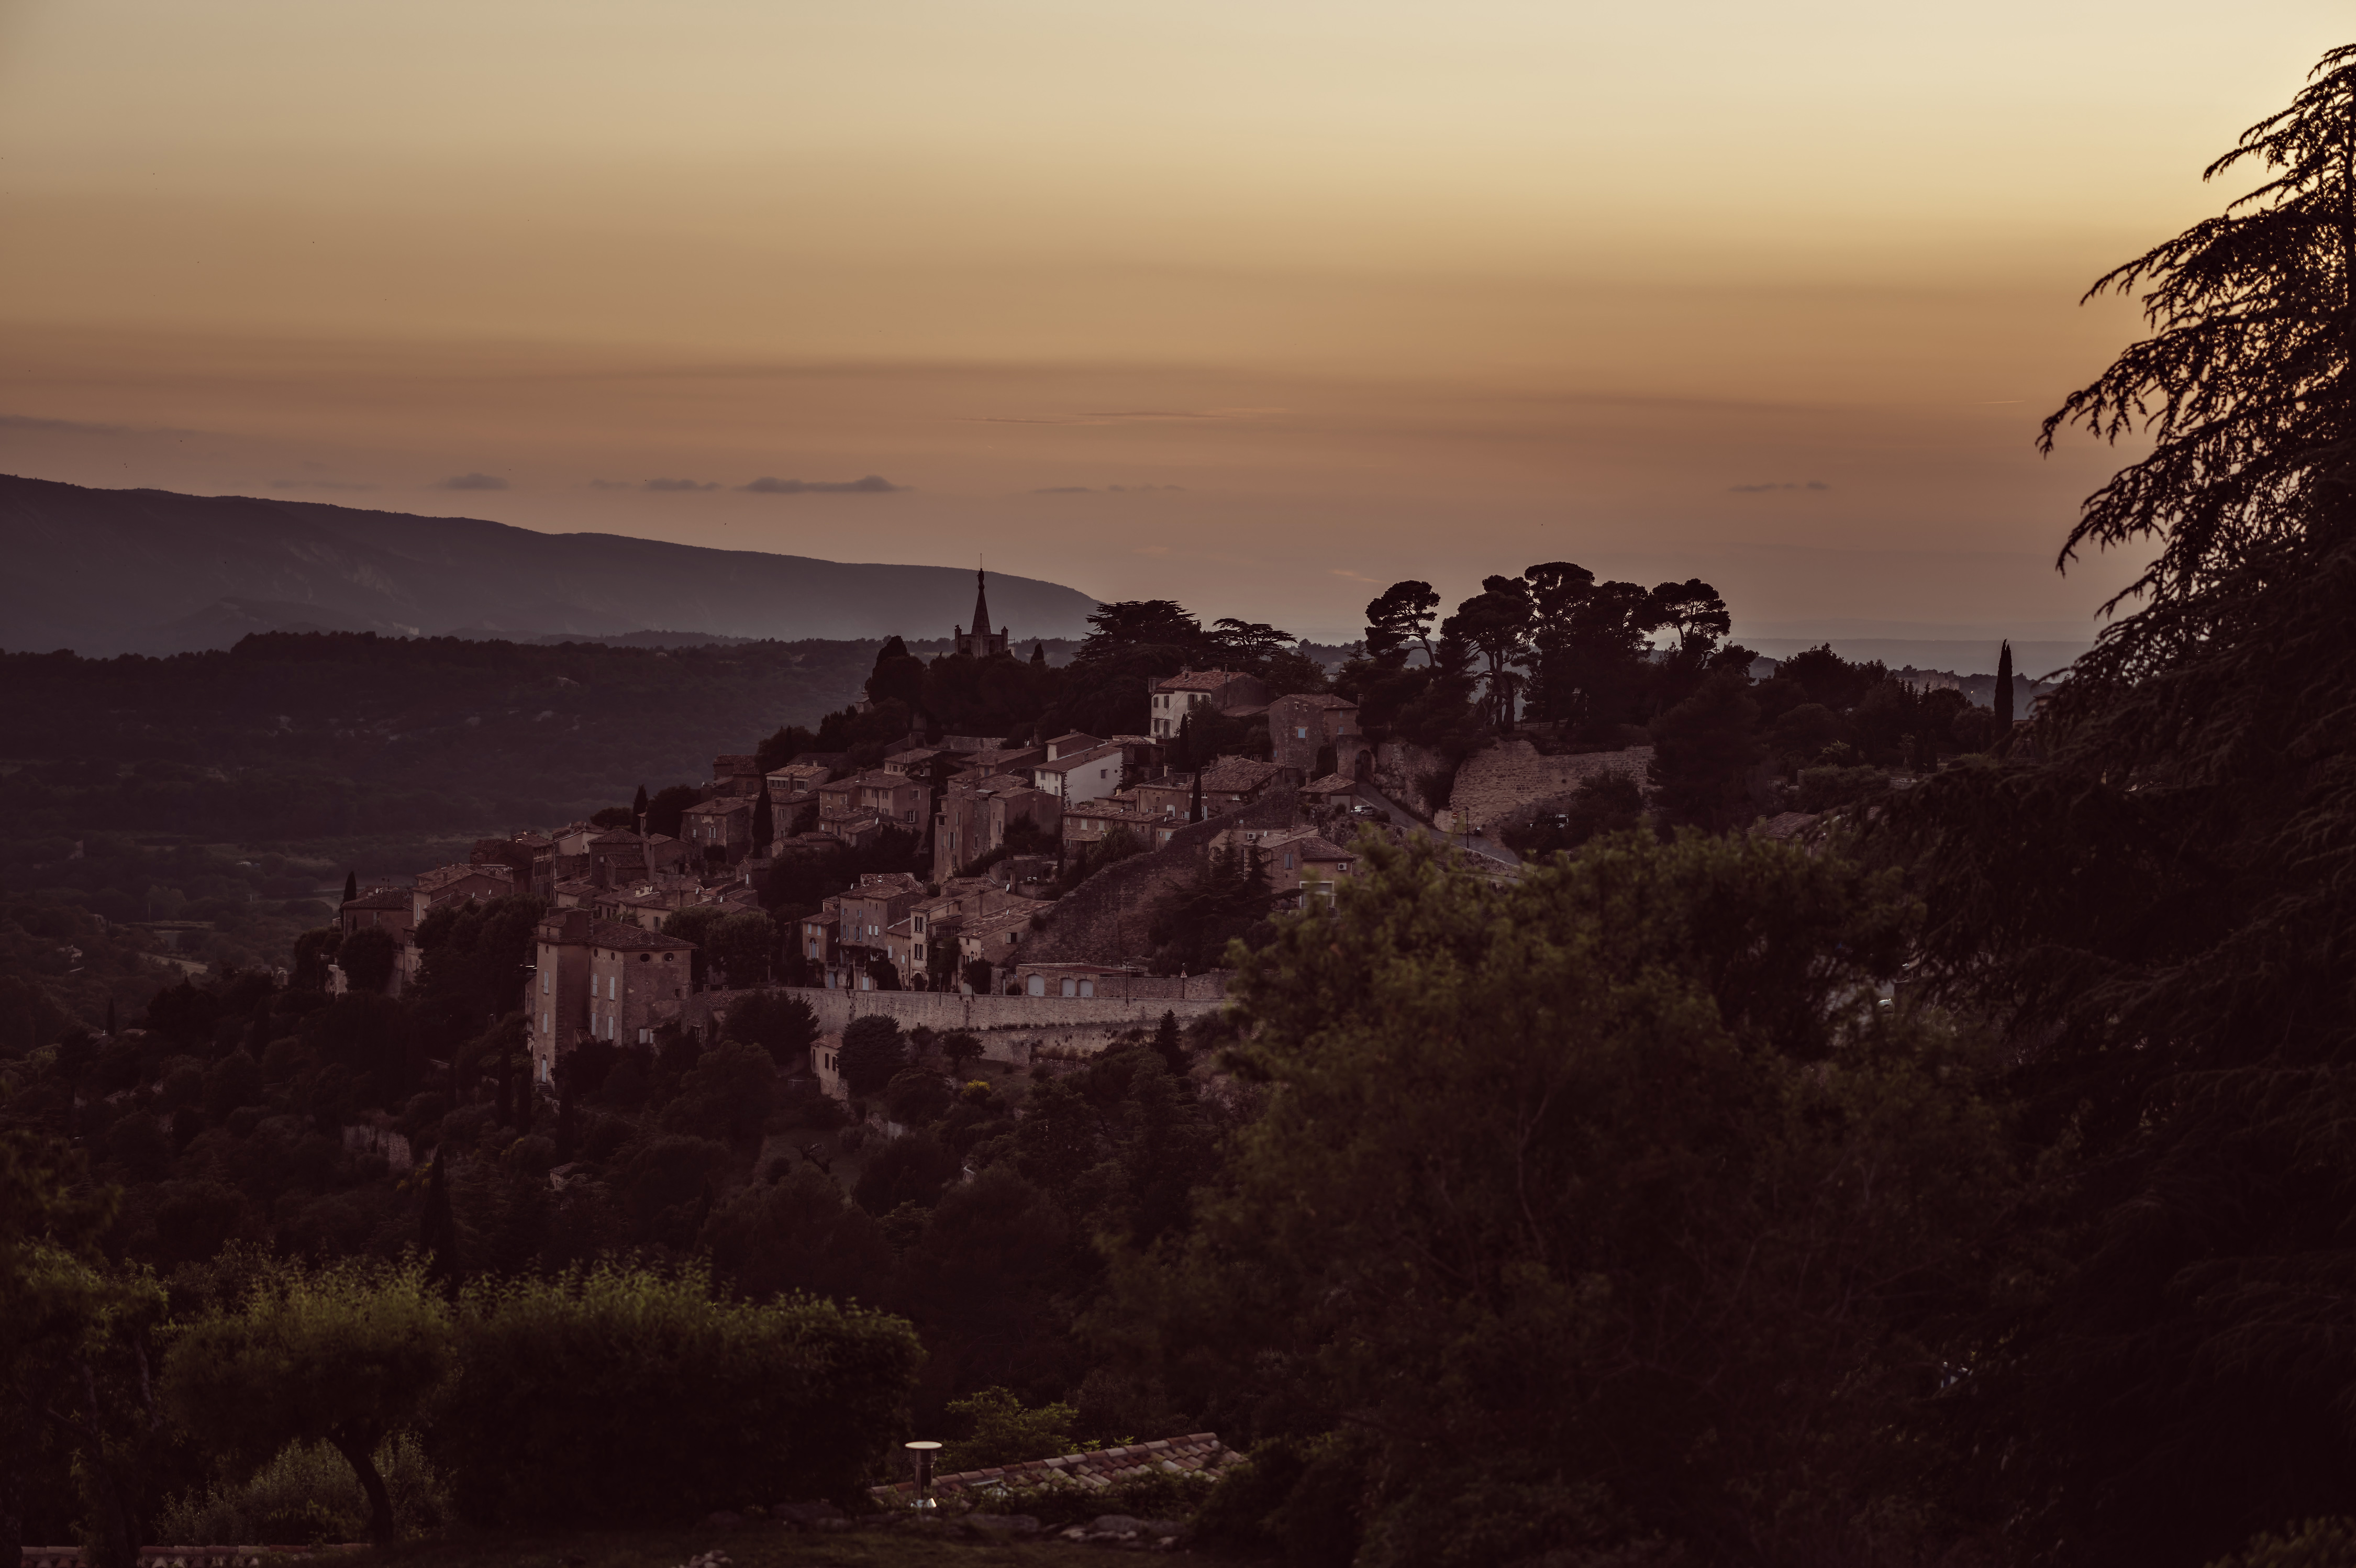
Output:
1285,853,1296,870
1027,974,1046,996
540,971,550,994
1080,978,1095,998
1296,726,1309,739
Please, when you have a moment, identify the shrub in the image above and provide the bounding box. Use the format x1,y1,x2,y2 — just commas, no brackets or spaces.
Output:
154,1433,447,1545
434,1263,924,1522
938,1385,1076,1471
1795,763,1890,813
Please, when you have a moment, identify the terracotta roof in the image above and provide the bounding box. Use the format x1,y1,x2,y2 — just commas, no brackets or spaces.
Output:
1033,743,1125,774
1155,669,1251,692
588,920,695,952
1200,756,1285,792
343,888,409,911
681,797,750,816
1302,772,1360,794
871,1433,1241,1502
1279,692,1358,708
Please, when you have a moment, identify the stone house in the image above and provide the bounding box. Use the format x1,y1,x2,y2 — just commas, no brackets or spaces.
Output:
528,909,694,1082
959,903,1040,989
680,797,754,865
709,753,764,797
1268,692,1366,775
933,772,1063,882
1132,757,1297,823
1148,669,1273,739
1043,731,1102,759
1031,742,1131,807
1255,828,1359,910
817,770,929,836
1062,797,1158,851
813,872,927,988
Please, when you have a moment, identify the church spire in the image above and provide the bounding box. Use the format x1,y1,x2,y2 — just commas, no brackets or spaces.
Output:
971,564,993,644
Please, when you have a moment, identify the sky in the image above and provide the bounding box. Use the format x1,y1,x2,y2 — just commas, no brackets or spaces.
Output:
2,2,2348,647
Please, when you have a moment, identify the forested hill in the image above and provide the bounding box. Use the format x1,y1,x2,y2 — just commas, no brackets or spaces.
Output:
0,633,886,842
0,474,1099,655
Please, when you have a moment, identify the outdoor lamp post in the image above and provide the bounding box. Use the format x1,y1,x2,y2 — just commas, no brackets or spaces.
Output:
905,1440,942,1510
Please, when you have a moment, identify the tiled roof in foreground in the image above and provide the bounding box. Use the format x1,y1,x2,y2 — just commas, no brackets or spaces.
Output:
870,1432,1241,1502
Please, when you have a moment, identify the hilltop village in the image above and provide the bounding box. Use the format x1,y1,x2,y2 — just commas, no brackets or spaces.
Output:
325,568,2040,1099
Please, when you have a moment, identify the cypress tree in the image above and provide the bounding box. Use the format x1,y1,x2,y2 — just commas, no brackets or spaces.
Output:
342,871,358,906
752,776,775,854
1995,640,2015,730
1152,1008,1184,1073
1173,711,1193,772
1189,766,1204,825
419,1148,459,1296
1030,640,1048,668
632,783,649,822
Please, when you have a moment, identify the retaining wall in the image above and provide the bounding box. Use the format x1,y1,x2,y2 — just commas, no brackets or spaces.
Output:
1448,741,1651,831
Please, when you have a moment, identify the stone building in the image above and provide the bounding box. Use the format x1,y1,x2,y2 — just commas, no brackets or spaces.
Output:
933,771,1063,882
528,908,695,1083
952,568,1010,660
1148,669,1273,738
1268,692,1367,776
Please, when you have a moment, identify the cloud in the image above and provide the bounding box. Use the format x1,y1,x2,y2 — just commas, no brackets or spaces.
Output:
437,472,509,491
966,407,1282,428
271,479,377,492
1329,568,1381,585
587,479,632,490
1031,483,1187,494
0,412,132,435
1728,480,1831,493
644,477,720,492
741,474,906,494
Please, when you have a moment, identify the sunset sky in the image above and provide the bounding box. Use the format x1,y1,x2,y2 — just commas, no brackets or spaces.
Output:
2,1,2347,646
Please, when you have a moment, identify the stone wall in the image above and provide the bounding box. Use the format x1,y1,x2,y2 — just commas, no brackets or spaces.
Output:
1448,741,1652,832
674,981,1230,1057
1018,789,1305,965
1370,740,1455,820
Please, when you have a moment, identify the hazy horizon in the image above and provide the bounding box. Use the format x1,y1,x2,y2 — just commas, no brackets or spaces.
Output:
5,2,2347,639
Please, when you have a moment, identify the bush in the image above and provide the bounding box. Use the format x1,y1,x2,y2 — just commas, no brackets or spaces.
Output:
938,1385,1076,1471
155,1433,448,1545
434,1263,924,1522
1795,764,1890,813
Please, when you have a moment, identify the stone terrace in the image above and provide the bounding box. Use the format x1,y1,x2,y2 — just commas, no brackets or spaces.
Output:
871,1432,1242,1504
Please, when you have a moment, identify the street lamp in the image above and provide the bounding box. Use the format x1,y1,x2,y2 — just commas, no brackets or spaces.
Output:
904,1440,942,1511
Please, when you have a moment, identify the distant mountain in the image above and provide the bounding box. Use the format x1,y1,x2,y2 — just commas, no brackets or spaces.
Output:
0,475,1099,655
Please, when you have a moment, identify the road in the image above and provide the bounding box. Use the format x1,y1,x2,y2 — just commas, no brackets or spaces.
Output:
1347,781,1521,869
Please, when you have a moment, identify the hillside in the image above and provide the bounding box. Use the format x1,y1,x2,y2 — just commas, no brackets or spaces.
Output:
0,632,886,843
0,474,1098,655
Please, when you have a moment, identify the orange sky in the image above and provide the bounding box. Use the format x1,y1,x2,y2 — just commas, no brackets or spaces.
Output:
2,2,2347,643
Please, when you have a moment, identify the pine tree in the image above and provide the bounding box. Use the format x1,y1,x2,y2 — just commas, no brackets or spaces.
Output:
342,871,358,906
1994,640,2015,730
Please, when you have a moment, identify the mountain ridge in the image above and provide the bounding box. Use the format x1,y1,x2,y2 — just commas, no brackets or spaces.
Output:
0,474,1099,655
